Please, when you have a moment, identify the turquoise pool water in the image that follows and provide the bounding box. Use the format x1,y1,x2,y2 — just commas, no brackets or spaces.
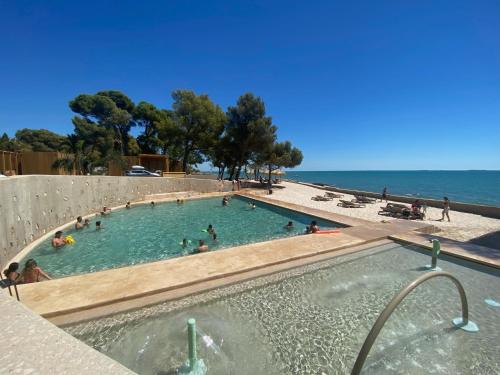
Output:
22,196,339,278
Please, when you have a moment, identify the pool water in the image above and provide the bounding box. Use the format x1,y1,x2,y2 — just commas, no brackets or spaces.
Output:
22,196,339,278
68,243,500,375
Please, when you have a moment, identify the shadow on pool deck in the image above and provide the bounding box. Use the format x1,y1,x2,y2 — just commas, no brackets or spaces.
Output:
469,230,500,251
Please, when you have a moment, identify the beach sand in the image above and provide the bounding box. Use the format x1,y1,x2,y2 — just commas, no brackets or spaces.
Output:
265,181,500,243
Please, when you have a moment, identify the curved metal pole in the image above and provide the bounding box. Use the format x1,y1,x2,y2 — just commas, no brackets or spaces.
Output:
351,271,468,375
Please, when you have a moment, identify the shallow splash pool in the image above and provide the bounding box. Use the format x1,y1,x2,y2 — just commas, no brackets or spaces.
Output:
67,242,500,375
22,196,339,278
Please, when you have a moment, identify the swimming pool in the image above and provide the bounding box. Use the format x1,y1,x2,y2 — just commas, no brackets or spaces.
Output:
67,242,500,375
21,196,340,278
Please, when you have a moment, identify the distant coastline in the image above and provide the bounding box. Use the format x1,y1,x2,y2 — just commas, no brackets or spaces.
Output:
284,170,500,207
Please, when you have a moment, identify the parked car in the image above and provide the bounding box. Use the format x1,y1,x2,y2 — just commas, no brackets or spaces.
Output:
125,166,160,177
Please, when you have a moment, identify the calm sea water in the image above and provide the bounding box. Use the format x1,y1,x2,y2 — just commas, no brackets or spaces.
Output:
286,171,500,206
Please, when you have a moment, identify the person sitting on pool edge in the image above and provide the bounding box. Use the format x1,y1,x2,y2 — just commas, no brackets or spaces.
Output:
125,201,131,209
284,221,294,230
20,259,51,283
75,216,84,230
52,231,66,248
196,240,209,253
3,262,20,285
101,206,111,215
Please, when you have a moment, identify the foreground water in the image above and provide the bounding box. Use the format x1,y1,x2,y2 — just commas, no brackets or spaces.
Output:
286,170,500,206
22,196,338,278
68,243,500,375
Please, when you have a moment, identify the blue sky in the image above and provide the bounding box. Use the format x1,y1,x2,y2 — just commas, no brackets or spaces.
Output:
0,0,499,170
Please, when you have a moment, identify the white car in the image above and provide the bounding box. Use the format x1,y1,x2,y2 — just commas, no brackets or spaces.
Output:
125,166,160,177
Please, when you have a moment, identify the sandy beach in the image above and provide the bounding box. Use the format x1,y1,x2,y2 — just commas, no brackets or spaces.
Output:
265,181,500,243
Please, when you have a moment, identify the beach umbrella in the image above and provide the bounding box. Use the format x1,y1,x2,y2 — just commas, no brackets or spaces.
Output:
271,169,286,176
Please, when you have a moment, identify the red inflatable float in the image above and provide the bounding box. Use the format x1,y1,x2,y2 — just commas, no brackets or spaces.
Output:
314,230,341,234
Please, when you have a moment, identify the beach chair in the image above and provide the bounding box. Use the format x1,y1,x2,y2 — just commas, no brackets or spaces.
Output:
378,203,410,217
325,192,344,198
353,195,376,204
337,199,365,208
312,195,333,201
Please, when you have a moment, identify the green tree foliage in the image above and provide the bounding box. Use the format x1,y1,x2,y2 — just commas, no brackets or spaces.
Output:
224,93,277,179
171,90,226,172
0,133,19,151
14,128,67,152
69,91,135,155
53,134,91,175
133,101,165,154
265,141,303,181
157,109,182,157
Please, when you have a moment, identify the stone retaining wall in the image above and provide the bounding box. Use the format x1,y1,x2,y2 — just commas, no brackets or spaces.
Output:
0,175,231,268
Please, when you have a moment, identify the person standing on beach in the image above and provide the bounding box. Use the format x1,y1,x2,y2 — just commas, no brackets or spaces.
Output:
440,197,451,222
381,187,388,202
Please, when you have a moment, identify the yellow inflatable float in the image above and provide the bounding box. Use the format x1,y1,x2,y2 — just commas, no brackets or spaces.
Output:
65,235,76,245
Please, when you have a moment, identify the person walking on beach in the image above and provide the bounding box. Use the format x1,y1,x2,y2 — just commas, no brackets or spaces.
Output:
381,187,388,202
440,197,451,222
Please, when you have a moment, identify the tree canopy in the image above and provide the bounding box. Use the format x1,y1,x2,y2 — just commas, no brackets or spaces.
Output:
14,128,68,152
2,89,303,175
170,90,227,172
223,93,277,179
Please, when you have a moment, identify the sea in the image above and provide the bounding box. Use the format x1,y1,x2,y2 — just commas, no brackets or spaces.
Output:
285,171,500,207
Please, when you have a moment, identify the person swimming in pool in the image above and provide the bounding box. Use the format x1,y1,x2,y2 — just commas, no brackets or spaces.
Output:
309,220,320,233
207,224,216,235
84,218,90,227
150,201,155,207
181,238,189,248
196,240,209,253
52,231,66,248
284,221,294,230
125,201,131,209
75,216,84,230
96,221,102,230
222,196,229,206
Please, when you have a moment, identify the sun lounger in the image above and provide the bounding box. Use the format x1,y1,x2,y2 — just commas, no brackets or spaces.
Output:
312,195,333,201
353,195,376,204
378,203,408,216
325,192,344,198
378,203,424,219
337,199,365,208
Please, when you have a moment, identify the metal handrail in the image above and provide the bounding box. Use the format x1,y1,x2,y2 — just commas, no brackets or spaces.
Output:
351,271,468,375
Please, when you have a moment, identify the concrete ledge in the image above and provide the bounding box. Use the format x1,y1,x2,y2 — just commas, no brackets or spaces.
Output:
390,232,500,269
16,232,365,320
0,290,135,375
